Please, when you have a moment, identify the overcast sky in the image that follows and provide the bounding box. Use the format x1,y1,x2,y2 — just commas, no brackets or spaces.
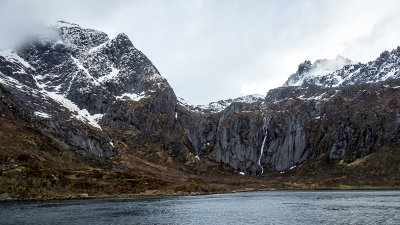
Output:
1,0,400,104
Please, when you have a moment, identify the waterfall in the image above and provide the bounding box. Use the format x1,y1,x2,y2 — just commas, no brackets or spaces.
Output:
257,117,268,175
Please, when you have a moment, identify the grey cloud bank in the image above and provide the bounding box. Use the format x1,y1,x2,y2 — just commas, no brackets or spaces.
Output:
1,0,400,104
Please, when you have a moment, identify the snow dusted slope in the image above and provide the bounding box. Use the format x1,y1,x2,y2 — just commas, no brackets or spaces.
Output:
179,94,265,113
202,94,265,112
284,47,400,88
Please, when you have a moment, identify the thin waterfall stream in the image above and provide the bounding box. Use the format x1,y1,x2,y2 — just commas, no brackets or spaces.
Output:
257,116,268,174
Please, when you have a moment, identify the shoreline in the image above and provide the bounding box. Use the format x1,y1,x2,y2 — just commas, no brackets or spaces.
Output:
1,186,399,202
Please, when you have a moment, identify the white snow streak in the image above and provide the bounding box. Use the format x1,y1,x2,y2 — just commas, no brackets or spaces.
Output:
76,110,104,129
34,111,51,118
71,56,98,85
32,75,104,129
88,41,110,54
109,141,115,147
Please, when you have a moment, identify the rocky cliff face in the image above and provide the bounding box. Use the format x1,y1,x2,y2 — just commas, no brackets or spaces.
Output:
1,21,400,180
178,79,400,174
178,48,400,174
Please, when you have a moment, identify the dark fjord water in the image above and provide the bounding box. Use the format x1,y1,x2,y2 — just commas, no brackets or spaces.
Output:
1,190,399,224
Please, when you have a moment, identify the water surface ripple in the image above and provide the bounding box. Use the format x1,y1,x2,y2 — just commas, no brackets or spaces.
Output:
1,190,399,224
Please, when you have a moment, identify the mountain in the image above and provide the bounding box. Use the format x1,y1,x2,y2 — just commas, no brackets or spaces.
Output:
283,48,400,88
0,21,209,198
283,55,353,87
0,20,178,156
1,21,400,198
179,94,265,113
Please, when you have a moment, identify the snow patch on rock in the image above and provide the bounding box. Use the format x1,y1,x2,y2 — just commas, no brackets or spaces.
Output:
34,111,51,118
0,49,35,70
116,91,147,101
98,67,120,83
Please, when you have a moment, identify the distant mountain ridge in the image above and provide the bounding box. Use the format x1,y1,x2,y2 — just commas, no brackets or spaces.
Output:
283,47,400,88
179,94,265,113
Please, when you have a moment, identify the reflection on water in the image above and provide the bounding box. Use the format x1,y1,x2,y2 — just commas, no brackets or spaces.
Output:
1,190,399,224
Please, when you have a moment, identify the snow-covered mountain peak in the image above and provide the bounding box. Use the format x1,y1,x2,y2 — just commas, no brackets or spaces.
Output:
52,20,109,53
284,55,353,87
0,21,173,122
283,46,400,88
308,55,353,76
